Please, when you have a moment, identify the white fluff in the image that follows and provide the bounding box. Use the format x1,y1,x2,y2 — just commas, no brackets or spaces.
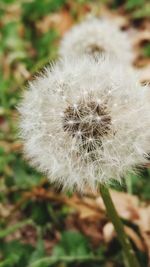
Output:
19,56,150,192
59,17,133,64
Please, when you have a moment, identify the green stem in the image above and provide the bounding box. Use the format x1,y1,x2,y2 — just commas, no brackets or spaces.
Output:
100,184,140,267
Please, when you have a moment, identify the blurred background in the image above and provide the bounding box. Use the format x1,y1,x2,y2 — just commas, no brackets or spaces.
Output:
0,0,150,266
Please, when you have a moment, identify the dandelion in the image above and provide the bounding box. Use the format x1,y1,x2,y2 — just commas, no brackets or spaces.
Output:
59,17,133,63
18,55,144,267
19,55,150,192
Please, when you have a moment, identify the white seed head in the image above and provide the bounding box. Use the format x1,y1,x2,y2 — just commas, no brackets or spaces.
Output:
59,17,133,64
18,56,150,192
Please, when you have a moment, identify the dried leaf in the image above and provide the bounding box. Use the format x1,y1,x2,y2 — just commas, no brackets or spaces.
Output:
96,190,140,221
137,207,150,260
36,10,73,36
103,222,115,243
103,222,145,252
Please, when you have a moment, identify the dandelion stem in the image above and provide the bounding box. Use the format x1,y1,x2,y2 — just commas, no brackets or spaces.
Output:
100,184,140,267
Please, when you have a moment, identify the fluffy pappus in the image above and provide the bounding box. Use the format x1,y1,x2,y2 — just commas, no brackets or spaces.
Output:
59,17,133,63
18,56,150,192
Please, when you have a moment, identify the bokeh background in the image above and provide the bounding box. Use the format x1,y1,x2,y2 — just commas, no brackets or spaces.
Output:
0,0,150,266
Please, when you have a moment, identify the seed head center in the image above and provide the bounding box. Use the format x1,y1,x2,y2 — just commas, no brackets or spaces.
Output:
63,100,111,142
87,44,105,55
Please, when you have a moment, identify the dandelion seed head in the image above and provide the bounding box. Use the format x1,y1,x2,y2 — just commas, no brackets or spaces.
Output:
59,17,133,63
18,56,150,192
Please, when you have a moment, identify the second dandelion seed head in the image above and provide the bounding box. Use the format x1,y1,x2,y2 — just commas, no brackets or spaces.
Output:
59,17,133,63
